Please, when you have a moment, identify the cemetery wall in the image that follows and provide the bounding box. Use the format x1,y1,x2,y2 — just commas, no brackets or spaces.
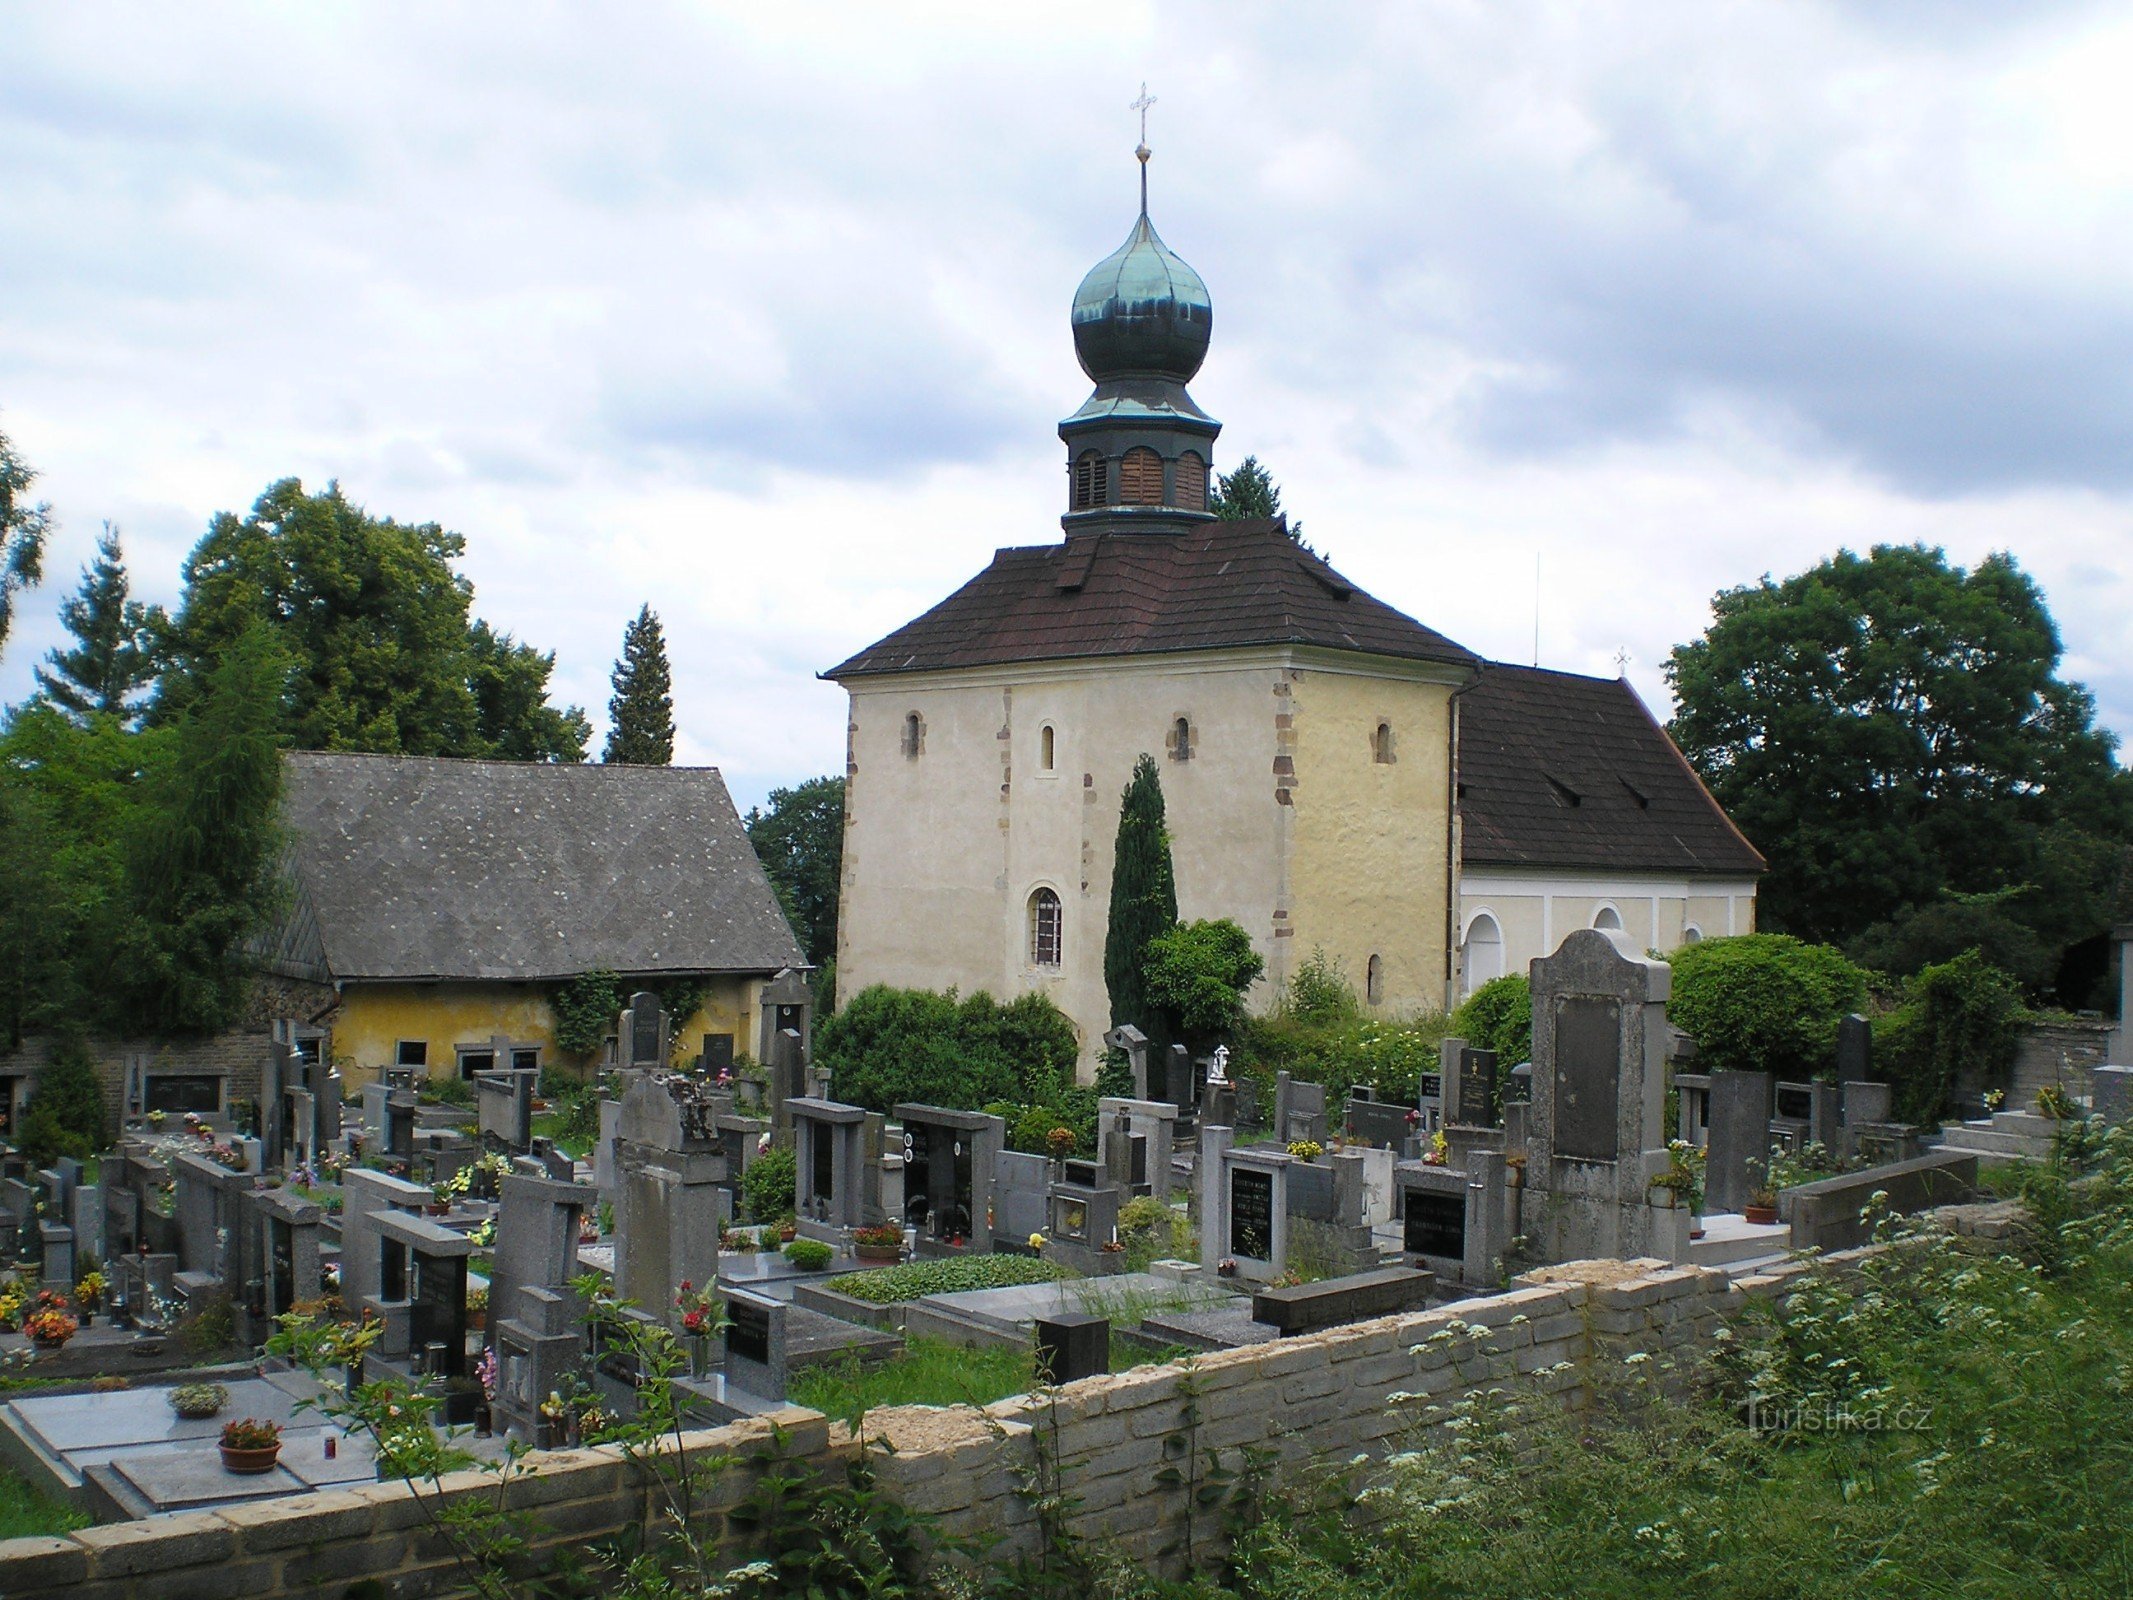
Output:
0,1250,1899,1598
2011,1018,2112,1107
0,1032,271,1129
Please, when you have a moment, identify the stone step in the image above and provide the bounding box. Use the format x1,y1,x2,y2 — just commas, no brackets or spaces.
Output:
1720,1251,1797,1279
1991,1110,2061,1135
1689,1224,1791,1268
1935,1123,2051,1159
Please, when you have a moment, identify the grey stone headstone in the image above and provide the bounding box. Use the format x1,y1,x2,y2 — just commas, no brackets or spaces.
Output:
1705,1071,1774,1215
1166,1044,1194,1112
1464,1149,1509,1287
721,1287,788,1398
993,1150,1050,1246
2093,1066,2132,1127
1104,1025,1150,1101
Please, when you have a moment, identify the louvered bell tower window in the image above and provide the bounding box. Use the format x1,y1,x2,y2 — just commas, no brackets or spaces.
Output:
1175,451,1207,510
1120,447,1164,505
1073,451,1109,510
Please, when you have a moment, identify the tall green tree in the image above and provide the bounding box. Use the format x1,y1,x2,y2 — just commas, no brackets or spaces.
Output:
468,621,589,762
1104,754,1179,1048
603,604,674,765
0,423,51,660
156,478,586,760
34,523,161,725
745,775,844,967
1210,454,1308,549
121,624,288,1033
1666,544,2131,990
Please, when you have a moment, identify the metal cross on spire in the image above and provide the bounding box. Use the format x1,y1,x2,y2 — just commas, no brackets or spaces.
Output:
1131,83,1157,212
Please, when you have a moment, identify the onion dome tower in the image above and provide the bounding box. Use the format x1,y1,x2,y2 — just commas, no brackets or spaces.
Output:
1060,118,1220,532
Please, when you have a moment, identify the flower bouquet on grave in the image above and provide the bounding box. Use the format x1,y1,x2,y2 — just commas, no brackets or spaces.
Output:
23,1306,77,1350
1286,1139,1324,1163
536,1390,570,1449
466,1285,489,1331
219,1416,282,1474
169,1382,229,1419
210,1143,248,1173
1421,1130,1449,1167
74,1271,105,1324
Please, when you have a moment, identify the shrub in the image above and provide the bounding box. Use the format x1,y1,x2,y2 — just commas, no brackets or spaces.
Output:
1142,918,1265,1043
826,1254,1072,1304
1238,1010,1452,1105
550,968,621,1059
741,1145,796,1223
19,1037,108,1166
1666,934,1867,1078
986,1092,1099,1159
816,984,1078,1113
782,1238,833,1272
419,1076,474,1106
1282,947,1360,1027
1875,949,2027,1125
1450,974,1532,1067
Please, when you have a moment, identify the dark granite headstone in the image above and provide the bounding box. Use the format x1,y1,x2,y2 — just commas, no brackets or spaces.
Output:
1034,1313,1109,1383
1230,1166,1274,1260
1552,999,1621,1162
1836,1014,1871,1081
1403,1189,1464,1258
1455,1048,1499,1126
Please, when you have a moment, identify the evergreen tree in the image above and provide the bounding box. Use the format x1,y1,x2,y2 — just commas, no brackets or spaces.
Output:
1210,454,1308,549
603,604,675,765
35,523,160,724
18,1036,108,1165
1103,754,1179,1049
122,624,287,1033
0,423,51,660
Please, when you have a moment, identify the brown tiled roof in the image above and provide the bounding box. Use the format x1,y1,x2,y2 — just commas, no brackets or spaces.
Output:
824,519,1479,679
1458,664,1766,877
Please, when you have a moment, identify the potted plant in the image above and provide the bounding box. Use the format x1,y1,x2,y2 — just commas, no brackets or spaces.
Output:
466,1285,489,1332
1649,1140,1707,1238
1045,1126,1077,1164
1286,1139,1324,1163
536,1391,570,1450
74,1270,105,1326
169,1382,229,1419
850,1224,905,1266
777,1214,798,1245
219,1417,282,1473
1743,1160,1780,1226
24,1304,78,1350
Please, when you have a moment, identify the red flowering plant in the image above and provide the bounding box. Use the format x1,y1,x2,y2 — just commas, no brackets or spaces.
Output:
674,1281,723,1338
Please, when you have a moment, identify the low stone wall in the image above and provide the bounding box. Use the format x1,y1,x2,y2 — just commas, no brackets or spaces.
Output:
1784,1151,1978,1253
0,1252,1865,1597
0,1032,275,1132
2012,1019,2113,1108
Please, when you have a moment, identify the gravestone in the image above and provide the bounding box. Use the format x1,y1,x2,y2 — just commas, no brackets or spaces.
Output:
1165,1045,1195,1114
1345,1089,1412,1151
1836,1013,1872,1081
895,1104,1004,1253
992,1149,1051,1247
1233,1076,1262,1132
769,1027,807,1132
1673,1073,1712,1147
756,966,815,1074
1274,1073,1328,1145
1035,1314,1109,1383
1203,1142,1290,1283
790,1097,868,1238
1099,1098,1179,1196
1525,928,1682,1263
1045,1164,1121,1273
489,1174,584,1339
721,1286,787,1398
251,1189,322,1333
2094,1066,2132,1127
493,1285,582,1444
371,1212,473,1373
1705,1071,1774,1215
622,992,670,1069
1103,1025,1150,1101
475,1069,538,1154
612,1074,732,1327
1451,1048,1499,1128
340,1168,441,1310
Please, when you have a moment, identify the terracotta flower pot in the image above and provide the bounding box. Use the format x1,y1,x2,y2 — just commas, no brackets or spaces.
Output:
854,1245,902,1266
1744,1204,1779,1226
220,1443,281,1475
31,1334,68,1351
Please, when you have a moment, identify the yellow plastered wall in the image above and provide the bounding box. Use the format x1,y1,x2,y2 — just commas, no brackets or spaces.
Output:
329,977,766,1091
1286,666,1457,1017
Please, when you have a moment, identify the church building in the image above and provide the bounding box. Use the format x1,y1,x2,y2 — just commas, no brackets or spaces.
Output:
828,148,1760,1072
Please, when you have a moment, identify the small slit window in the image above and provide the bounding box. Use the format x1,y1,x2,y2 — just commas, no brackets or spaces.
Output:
1170,716,1192,761
902,711,924,758
1120,447,1164,505
1028,888,1063,968
1040,724,1056,771
1175,452,1207,510
1374,722,1394,764
1366,955,1384,1006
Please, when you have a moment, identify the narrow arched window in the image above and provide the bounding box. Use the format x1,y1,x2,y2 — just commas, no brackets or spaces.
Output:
1170,716,1192,761
1463,913,1503,996
1040,724,1056,770
1175,452,1207,510
1028,888,1063,967
902,712,923,759
1072,451,1108,509
1120,447,1164,505
1366,954,1384,1005
1374,721,1394,764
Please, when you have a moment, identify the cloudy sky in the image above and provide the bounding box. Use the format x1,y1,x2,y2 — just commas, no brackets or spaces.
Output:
4,2,2131,812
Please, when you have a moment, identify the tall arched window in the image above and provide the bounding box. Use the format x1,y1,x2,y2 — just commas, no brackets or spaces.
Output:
1463,913,1503,996
1374,721,1394,764
1175,451,1207,510
1120,447,1164,505
1039,724,1056,771
1072,451,1108,509
1593,905,1624,933
1028,888,1063,968
1366,954,1384,1005
902,712,924,758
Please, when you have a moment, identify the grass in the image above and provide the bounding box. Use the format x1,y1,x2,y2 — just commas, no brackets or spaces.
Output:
0,1465,85,1541
530,1110,592,1159
1208,1123,2133,1600
825,1254,1074,1305
788,1333,1187,1427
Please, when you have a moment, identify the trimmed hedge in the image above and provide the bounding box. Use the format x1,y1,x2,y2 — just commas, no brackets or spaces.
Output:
1450,975,1532,1067
1666,934,1867,1079
816,984,1078,1113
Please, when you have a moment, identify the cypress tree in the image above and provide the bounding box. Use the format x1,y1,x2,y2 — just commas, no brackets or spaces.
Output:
35,523,159,724
1103,754,1179,1046
602,604,675,765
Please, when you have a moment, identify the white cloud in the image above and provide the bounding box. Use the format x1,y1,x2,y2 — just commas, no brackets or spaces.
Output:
3,0,2130,813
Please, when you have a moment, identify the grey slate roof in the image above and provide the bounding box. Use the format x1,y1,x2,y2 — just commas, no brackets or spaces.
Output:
1458,664,1766,878
270,753,806,984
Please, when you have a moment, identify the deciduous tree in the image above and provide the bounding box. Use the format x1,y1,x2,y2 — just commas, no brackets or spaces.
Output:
745,775,843,967
0,423,51,660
